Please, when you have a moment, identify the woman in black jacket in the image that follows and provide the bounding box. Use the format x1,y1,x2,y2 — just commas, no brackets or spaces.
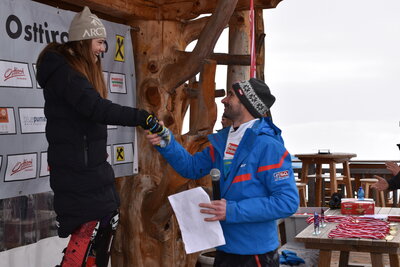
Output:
36,6,151,267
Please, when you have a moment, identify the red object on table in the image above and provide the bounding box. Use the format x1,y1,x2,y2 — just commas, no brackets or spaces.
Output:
388,216,400,222
341,198,375,215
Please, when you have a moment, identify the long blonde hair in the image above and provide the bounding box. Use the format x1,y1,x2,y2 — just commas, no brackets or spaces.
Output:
37,40,108,98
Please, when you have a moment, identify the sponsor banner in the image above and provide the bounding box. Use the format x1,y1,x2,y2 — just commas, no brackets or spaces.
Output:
39,152,49,177
113,143,133,165
32,64,41,89
106,145,112,165
103,71,109,91
0,107,16,134
0,60,33,88
19,107,46,133
5,153,37,182
0,0,138,198
110,73,127,94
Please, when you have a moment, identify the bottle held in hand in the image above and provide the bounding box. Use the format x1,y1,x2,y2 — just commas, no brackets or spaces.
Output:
146,115,171,148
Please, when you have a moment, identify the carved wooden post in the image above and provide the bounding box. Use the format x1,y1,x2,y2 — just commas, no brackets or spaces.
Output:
113,17,224,266
228,11,251,89
254,9,273,118
111,0,238,264
255,9,266,81
112,20,197,267
190,59,218,134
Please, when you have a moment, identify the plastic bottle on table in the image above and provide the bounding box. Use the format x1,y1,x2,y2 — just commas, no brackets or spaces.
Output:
357,186,364,200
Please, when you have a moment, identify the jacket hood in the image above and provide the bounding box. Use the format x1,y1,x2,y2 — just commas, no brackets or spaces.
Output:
36,51,68,88
256,117,283,144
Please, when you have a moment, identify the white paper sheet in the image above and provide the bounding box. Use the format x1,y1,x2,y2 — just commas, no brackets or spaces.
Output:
168,187,226,254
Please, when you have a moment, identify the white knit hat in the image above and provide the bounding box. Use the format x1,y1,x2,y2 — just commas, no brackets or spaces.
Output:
68,6,106,41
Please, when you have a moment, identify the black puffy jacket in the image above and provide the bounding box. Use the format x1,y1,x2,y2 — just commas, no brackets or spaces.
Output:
37,50,146,237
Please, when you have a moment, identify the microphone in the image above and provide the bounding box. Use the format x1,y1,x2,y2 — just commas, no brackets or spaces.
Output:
210,168,221,200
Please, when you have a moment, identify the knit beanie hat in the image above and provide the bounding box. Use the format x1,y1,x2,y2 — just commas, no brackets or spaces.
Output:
232,78,276,118
68,6,106,41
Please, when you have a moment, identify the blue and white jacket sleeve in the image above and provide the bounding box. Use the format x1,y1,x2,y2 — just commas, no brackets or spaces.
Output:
155,134,213,179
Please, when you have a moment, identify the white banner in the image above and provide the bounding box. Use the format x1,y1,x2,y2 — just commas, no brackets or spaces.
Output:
0,0,138,199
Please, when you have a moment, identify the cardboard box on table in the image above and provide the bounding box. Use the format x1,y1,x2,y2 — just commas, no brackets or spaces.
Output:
341,198,375,215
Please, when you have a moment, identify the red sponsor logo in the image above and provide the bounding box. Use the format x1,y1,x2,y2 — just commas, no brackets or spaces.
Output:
4,67,26,81
111,77,123,88
226,143,238,156
11,159,33,176
0,108,9,123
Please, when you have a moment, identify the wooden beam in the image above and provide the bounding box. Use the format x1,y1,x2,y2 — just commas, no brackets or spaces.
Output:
210,53,251,65
178,51,250,66
215,89,226,98
39,0,282,21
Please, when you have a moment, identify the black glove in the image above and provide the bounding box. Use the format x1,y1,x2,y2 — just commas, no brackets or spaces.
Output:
137,109,152,129
140,113,171,148
144,114,165,134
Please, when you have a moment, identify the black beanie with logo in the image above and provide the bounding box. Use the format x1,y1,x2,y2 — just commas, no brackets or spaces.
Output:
232,78,276,118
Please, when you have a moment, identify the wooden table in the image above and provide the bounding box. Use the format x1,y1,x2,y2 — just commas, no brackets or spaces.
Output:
295,153,357,207
295,208,400,267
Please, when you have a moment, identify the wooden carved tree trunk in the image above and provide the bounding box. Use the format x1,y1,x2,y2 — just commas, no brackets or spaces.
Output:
112,19,219,266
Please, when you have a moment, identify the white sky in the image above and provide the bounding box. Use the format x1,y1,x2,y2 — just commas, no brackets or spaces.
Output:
185,0,400,160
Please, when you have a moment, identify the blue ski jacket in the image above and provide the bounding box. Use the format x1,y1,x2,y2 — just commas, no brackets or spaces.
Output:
156,117,299,255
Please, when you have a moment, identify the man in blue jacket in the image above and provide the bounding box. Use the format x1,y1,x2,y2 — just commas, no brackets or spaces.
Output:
147,78,299,267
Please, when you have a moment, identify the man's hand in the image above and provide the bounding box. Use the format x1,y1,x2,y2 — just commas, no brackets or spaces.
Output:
145,120,164,146
371,175,389,191
199,199,226,221
386,161,400,176
146,132,162,146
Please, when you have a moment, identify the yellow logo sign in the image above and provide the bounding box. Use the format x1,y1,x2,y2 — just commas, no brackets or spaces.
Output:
116,146,125,161
115,35,125,62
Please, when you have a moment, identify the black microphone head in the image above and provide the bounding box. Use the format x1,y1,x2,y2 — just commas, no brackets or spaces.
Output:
210,168,220,182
